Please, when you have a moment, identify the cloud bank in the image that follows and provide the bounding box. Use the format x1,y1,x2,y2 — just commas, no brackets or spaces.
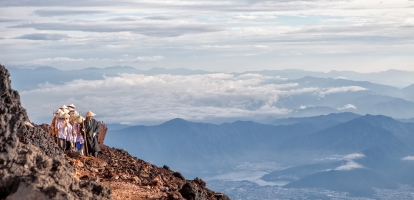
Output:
22,73,311,124
318,86,368,97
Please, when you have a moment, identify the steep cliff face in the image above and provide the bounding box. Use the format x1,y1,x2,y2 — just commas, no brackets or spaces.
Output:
0,64,230,200
0,65,112,199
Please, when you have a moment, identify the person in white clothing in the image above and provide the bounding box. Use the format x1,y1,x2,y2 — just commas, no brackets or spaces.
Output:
56,113,72,150
73,116,85,155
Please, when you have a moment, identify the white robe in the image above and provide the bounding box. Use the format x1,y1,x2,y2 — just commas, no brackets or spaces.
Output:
56,118,73,141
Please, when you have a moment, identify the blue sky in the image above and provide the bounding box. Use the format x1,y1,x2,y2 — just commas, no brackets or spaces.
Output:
1,0,414,72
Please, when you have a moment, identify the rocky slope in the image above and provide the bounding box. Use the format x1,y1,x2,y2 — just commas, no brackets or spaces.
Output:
0,64,229,200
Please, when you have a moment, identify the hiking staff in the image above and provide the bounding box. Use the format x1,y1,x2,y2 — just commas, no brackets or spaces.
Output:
80,112,89,156
83,120,89,156
53,109,56,144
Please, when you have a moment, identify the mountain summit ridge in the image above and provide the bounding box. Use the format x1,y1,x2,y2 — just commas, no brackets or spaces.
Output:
0,64,230,200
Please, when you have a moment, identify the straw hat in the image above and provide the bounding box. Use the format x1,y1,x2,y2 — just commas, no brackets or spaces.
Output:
55,109,64,116
70,114,80,120
85,111,96,117
60,113,70,119
60,105,68,110
76,116,85,123
68,104,76,109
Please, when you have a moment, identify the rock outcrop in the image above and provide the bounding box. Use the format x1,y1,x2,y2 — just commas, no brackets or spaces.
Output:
0,64,111,199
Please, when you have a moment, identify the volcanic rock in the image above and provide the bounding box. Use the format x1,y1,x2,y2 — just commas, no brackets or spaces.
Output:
0,64,111,199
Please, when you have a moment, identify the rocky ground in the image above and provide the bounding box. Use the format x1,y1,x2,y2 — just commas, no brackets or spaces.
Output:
0,64,230,200
66,144,229,200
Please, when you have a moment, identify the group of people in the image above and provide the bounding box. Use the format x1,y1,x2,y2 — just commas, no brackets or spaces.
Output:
51,104,101,157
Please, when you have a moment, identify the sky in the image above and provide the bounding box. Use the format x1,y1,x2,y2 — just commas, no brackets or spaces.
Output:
1,0,414,73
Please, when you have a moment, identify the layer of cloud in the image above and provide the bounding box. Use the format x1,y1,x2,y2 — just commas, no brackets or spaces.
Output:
10,20,225,37
21,73,321,124
7,55,164,67
116,55,164,63
335,153,365,171
337,104,357,110
335,161,364,171
402,156,414,161
9,57,86,67
318,86,368,97
14,33,70,40
34,9,107,17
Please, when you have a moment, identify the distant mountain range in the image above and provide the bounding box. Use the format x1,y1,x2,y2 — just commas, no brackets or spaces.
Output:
8,66,414,89
106,113,414,197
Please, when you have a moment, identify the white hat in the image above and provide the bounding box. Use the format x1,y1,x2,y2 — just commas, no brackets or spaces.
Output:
55,109,64,116
85,110,96,117
60,105,68,110
76,116,85,123
68,104,76,109
60,113,70,119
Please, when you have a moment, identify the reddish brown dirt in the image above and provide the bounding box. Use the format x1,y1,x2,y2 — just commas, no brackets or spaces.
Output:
66,145,230,200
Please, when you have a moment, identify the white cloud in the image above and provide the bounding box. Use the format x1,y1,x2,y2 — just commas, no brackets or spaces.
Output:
21,73,320,124
318,86,368,97
9,57,85,67
335,161,364,171
343,153,365,160
337,104,357,110
402,156,414,161
335,153,365,171
116,55,164,63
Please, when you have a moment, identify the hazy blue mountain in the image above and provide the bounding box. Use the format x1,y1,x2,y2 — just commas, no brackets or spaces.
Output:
368,98,414,119
243,69,414,88
356,114,414,145
402,84,414,102
281,76,402,98
281,115,411,154
261,162,342,182
106,119,323,171
107,114,414,171
283,169,398,197
105,114,414,198
268,112,360,126
398,117,414,123
106,123,132,130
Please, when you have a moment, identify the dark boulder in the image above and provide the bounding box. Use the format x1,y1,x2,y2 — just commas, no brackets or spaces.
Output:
0,64,112,199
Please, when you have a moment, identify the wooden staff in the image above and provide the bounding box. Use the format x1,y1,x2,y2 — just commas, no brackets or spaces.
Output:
53,109,58,144
82,119,89,156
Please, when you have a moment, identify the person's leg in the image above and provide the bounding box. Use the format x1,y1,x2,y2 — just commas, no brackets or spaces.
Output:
59,138,65,150
58,138,62,149
94,151,98,157
66,141,71,151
